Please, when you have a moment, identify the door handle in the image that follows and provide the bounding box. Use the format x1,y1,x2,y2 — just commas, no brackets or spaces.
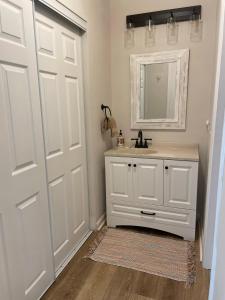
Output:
141,211,156,216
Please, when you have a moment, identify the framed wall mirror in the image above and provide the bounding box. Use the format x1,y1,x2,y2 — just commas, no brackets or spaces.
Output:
130,49,189,130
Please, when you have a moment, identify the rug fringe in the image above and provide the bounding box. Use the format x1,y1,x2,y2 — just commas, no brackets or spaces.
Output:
186,241,197,287
84,226,108,259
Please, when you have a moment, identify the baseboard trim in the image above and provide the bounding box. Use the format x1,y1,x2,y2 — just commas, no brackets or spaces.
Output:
55,230,92,278
199,221,203,262
96,213,106,231
38,278,55,300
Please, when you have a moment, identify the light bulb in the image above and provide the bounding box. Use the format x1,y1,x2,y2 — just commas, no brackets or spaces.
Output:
145,17,156,48
125,22,135,49
190,13,203,42
167,13,179,45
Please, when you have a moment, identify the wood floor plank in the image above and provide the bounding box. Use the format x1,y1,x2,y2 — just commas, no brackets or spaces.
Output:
42,230,209,300
76,263,117,300
132,272,165,299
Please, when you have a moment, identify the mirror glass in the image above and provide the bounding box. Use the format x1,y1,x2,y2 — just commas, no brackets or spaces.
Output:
140,61,177,120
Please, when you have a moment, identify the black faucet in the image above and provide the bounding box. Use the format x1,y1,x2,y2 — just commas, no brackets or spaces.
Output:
131,130,152,148
138,130,143,148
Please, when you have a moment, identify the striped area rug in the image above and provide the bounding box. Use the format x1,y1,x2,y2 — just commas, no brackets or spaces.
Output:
87,227,196,286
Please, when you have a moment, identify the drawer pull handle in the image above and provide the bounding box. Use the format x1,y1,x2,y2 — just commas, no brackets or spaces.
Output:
141,211,156,216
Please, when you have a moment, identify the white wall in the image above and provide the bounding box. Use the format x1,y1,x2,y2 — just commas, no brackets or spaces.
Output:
54,0,220,232
57,0,112,229
109,0,219,215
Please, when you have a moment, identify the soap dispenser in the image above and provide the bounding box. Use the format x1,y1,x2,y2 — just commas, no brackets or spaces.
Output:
117,130,125,147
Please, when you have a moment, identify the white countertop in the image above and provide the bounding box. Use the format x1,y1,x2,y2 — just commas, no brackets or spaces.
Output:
104,143,199,162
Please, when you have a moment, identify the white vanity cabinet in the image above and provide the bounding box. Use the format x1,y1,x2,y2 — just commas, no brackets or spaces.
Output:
105,146,199,241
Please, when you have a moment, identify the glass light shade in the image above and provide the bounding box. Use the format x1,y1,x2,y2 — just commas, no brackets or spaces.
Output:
190,15,203,42
167,15,179,45
145,19,156,47
125,22,135,49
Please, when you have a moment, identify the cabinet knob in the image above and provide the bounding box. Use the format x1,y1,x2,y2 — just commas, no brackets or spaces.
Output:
128,164,131,167
165,166,169,170
133,164,137,168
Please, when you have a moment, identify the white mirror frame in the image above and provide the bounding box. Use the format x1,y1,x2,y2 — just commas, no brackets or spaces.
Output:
130,49,189,130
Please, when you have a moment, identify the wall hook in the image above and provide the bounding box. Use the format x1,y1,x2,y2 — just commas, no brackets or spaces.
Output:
101,104,112,119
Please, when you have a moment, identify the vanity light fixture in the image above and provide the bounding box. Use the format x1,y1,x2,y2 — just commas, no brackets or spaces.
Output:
190,11,203,42
145,16,156,47
167,12,179,45
125,5,202,48
125,21,135,49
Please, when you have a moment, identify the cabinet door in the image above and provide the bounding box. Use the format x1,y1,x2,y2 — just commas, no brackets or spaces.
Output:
105,157,133,204
164,160,198,210
133,159,164,206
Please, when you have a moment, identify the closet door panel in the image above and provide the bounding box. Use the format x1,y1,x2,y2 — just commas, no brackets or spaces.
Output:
49,176,70,268
39,72,63,158
36,18,56,58
69,166,88,244
16,192,50,298
35,6,89,273
65,77,81,149
39,71,65,180
0,0,54,299
0,64,37,174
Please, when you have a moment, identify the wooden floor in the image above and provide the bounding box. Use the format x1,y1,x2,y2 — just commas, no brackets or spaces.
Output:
42,229,210,300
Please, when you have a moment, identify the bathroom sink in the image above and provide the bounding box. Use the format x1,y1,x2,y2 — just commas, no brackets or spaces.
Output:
117,147,157,155
129,147,157,155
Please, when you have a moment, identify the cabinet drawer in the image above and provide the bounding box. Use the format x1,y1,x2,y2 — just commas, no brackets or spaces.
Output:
110,202,196,228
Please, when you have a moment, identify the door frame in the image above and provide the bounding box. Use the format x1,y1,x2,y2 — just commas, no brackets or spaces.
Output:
34,0,87,31
208,0,225,298
203,0,225,269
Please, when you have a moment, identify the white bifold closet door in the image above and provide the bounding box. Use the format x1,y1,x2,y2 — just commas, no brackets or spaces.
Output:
35,5,89,272
0,0,54,299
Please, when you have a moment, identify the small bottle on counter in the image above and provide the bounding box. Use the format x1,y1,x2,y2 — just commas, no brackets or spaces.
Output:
117,130,125,147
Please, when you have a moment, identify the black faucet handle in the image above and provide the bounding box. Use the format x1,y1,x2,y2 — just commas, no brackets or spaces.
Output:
131,138,139,148
144,138,152,148
143,140,148,148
